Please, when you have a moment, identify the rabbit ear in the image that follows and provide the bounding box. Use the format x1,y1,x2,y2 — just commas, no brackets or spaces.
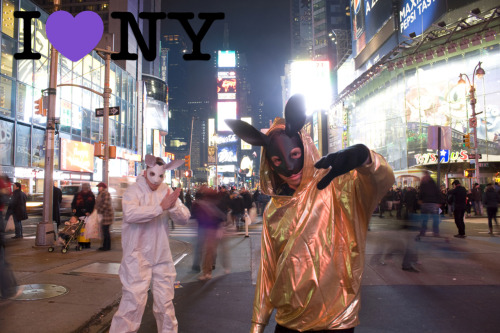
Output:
145,154,156,168
225,119,270,147
284,94,307,137
163,159,185,171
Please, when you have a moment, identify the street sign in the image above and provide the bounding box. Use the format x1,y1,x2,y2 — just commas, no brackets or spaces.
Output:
469,117,477,128
95,106,120,117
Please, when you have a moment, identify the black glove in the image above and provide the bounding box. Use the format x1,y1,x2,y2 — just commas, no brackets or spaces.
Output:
314,144,370,190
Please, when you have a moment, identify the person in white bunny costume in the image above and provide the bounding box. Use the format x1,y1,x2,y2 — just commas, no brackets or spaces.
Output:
110,155,190,333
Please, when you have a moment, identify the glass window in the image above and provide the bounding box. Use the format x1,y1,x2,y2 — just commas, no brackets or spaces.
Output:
15,124,31,167
109,119,117,145
109,63,116,96
82,108,91,139
91,110,100,142
115,67,122,98
0,119,14,165
92,53,102,85
20,0,36,45
128,76,134,103
0,76,14,117
16,83,33,122
60,99,72,133
34,57,49,90
1,36,16,77
72,104,82,136
2,0,16,38
120,124,125,147
34,12,49,58
120,100,127,124
72,75,82,106
83,54,93,81
82,79,92,109
122,73,128,101
17,57,33,84
32,127,45,168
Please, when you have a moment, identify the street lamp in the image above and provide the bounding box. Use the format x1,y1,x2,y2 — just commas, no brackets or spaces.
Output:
458,61,486,184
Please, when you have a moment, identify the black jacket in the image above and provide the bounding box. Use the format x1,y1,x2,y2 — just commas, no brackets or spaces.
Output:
483,187,499,208
7,189,28,221
448,185,467,209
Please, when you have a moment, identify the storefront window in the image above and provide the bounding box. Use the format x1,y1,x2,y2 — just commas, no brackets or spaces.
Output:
32,127,45,168
1,36,16,78
17,58,33,84
0,76,14,117
15,124,31,167
2,0,16,38
16,83,33,123
0,119,14,165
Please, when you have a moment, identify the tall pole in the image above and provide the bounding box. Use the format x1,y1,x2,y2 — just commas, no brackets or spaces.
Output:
471,85,480,183
437,126,441,188
103,47,111,185
214,134,218,189
36,0,59,246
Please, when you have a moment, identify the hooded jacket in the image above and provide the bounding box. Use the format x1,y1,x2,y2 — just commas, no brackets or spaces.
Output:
251,118,394,332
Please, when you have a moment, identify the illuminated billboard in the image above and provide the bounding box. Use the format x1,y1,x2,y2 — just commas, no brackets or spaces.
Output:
217,77,237,100
60,138,94,173
290,61,332,115
218,71,236,79
217,101,237,132
218,144,237,163
240,117,252,150
218,50,236,68
399,0,447,37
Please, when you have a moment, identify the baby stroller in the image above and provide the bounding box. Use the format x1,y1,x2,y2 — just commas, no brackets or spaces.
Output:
48,216,86,253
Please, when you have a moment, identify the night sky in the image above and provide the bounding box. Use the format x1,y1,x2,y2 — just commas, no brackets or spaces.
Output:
161,0,291,122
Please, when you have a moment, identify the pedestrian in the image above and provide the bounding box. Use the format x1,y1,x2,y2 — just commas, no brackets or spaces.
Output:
191,186,226,280
6,182,28,239
110,154,190,333
95,182,114,251
225,94,394,333
229,191,244,230
466,189,473,217
418,171,441,237
71,183,95,248
448,180,468,238
185,189,193,211
482,183,499,234
53,184,62,229
0,175,12,244
472,183,483,216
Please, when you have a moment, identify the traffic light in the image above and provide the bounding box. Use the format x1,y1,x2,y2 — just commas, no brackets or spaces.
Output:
462,133,471,148
464,169,474,178
184,155,191,169
184,170,192,178
34,97,43,115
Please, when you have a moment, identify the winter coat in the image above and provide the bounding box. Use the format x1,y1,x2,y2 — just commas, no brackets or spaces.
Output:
7,188,28,221
482,187,499,208
71,190,95,217
95,189,114,225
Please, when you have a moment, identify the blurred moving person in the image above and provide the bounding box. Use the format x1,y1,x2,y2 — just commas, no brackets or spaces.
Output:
418,171,441,237
71,183,95,248
482,183,499,234
110,155,190,333
53,184,62,229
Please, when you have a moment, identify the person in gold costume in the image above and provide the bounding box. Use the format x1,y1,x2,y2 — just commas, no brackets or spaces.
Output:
225,95,395,333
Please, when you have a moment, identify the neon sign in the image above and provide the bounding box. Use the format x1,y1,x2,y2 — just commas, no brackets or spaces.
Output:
414,149,468,165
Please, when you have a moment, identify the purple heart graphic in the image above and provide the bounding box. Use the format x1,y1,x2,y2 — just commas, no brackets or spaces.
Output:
46,11,103,62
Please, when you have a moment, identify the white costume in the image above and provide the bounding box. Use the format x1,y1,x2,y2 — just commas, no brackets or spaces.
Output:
110,160,190,333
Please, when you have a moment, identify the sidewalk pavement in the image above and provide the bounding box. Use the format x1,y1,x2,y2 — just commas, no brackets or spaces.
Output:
1,214,500,333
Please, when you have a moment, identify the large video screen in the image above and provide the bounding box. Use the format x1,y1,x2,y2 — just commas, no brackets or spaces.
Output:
290,61,332,115
217,78,237,100
218,143,237,163
60,138,94,173
218,50,236,68
217,101,237,132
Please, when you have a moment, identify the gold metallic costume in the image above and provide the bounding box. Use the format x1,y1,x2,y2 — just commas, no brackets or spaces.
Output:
251,119,395,332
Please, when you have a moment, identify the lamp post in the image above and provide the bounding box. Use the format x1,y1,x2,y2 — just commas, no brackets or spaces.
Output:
458,61,486,184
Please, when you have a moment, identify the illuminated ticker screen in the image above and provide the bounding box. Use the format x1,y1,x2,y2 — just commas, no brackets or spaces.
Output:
217,101,237,132
218,50,236,68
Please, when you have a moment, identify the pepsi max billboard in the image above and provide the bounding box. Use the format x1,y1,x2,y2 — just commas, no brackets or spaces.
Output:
399,0,448,37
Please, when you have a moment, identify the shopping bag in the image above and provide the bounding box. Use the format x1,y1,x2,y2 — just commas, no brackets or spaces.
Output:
84,211,101,240
5,216,15,232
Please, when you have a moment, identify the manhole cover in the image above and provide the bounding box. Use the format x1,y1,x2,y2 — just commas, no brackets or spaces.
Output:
9,284,69,301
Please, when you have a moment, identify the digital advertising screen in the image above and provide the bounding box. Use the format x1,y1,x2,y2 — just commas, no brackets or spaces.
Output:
218,50,236,68
217,101,237,132
217,77,237,100
290,61,332,115
399,0,447,37
240,117,252,150
60,138,94,173
218,144,238,163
